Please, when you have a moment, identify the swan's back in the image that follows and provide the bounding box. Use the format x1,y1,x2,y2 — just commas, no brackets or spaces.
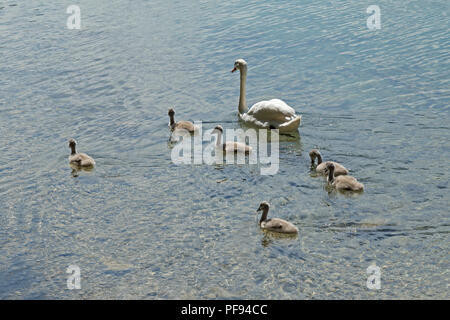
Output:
317,161,348,176
172,120,196,133
247,99,296,122
332,175,364,192
69,153,95,167
261,218,298,234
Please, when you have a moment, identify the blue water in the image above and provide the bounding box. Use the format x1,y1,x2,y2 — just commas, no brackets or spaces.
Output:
0,0,449,299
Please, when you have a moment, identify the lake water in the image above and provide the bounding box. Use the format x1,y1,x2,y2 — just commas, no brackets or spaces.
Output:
0,0,449,299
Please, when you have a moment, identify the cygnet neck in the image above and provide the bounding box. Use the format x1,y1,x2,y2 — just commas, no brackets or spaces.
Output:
259,208,269,224
70,145,76,155
169,114,175,126
328,166,335,182
316,153,323,164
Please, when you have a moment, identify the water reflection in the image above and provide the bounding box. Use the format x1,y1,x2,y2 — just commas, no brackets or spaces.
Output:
260,231,298,247
70,163,95,177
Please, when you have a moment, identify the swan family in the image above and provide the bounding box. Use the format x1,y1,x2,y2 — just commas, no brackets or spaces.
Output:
68,58,365,236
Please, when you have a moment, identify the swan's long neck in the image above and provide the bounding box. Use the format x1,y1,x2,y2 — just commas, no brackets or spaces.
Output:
70,145,76,155
238,66,248,114
259,208,269,224
215,131,222,147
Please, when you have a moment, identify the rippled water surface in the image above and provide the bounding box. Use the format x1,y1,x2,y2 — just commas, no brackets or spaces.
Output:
1,0,449,299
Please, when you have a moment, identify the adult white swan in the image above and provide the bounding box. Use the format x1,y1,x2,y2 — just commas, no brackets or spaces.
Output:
231,59,301,133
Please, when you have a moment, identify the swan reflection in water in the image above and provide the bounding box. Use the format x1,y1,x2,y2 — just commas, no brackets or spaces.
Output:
70,162,94,177
260,231,298,248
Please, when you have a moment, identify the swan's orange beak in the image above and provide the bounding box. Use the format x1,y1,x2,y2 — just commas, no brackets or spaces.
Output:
231,67,237,73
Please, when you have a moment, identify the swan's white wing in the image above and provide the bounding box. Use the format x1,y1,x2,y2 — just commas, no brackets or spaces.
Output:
247,99,297,123
239,111,301,132
239,99,301,132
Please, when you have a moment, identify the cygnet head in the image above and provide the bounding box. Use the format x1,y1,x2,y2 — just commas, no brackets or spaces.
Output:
309,149,318,161
231,59,248,73
212,125,223,134
168,108,175,116
69,138,77,148
309,149,322,164
257,201,270,212
69,138,77,154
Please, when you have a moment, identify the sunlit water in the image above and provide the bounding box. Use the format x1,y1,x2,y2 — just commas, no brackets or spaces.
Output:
0,0,449,299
